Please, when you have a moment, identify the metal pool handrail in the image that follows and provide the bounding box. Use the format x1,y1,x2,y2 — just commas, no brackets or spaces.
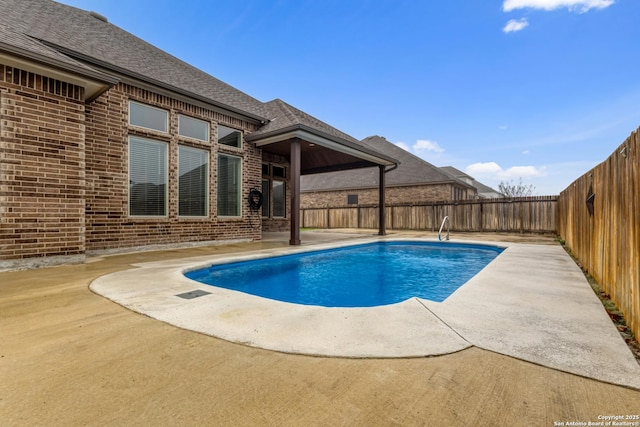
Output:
438,216,450,241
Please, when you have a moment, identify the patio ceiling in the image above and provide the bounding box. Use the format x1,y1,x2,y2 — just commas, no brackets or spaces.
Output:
247,127,397,175
246,99,397,174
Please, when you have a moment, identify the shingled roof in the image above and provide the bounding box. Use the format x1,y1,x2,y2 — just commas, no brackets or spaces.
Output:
249,99,362,145
301,135,473,191
1,0,398,172
440,166,502,197
0,0,268,119
247,100,396,170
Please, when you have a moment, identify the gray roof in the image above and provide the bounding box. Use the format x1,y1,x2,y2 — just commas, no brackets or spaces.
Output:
249,99,362,145
0,0,267,119
440,166,473,181
247,100,396,168
1,0,398,170
301,136,473,191
440,166,501,197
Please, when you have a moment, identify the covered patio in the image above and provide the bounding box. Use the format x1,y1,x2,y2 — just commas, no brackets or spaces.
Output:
247,99,398,244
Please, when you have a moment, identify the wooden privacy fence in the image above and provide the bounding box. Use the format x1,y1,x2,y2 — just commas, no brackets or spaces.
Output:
301,196,558,233
558,127,640,341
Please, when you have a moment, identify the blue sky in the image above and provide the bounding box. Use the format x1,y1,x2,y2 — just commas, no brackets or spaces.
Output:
58,0,640,195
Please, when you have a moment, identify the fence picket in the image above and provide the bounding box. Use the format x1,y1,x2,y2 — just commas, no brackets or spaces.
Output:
301,196,559,233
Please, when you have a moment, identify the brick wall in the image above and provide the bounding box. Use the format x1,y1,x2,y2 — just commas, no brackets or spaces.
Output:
85,83,264,253
0,65,86,268
300,183,457,208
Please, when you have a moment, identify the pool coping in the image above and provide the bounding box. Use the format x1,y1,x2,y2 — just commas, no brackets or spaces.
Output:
90,236,640,390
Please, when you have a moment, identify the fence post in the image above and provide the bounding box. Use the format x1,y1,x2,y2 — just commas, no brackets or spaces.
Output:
326,207,330,229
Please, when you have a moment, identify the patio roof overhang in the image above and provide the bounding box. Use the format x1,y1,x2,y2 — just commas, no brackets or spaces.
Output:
246,125,397,175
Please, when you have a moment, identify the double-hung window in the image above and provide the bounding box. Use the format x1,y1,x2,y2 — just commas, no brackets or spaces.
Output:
179,146,209,216
129,136,168,216
217,154,241,217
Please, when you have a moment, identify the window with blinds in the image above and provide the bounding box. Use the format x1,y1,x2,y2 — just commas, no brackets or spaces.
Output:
217,154,241,217
179,146,209,216
129,136,167,216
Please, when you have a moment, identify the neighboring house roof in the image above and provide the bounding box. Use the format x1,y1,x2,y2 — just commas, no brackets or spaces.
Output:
0,0,268,119
440,166,474,185
301,135,474,192
440,166,502,198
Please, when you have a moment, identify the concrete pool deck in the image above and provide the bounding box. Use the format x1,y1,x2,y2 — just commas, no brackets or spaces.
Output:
3,230,640,425
90,231,640,390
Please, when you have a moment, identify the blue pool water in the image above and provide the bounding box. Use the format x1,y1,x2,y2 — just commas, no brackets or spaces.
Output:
185,241,503,307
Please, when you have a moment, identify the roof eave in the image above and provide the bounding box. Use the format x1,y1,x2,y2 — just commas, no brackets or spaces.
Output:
0,43,118,101
247,124,398,167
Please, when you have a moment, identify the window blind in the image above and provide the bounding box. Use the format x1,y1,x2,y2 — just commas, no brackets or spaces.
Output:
129,136,167,216
217,154,241,216
179,146,209,216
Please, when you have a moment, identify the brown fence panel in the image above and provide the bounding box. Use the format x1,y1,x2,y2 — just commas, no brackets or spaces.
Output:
302,208,327,228
359,207,378,229
558,127,640,341
327,208,358,228
302,197,558,233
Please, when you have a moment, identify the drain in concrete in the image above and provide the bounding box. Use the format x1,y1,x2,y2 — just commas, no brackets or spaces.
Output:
176,290,211,299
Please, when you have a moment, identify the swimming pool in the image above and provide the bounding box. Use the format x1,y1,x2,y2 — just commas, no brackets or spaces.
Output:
185,241,503,307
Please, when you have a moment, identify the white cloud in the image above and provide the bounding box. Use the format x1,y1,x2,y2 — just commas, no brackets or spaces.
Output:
499,125,508,130
466,162,503,175
465,162,546,179
413,139,444,154
506,165,546,177
503,0,615,13
503,18,529,33
522,149,530,154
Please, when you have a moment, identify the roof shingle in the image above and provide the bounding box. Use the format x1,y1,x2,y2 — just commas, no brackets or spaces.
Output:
0,0,268,119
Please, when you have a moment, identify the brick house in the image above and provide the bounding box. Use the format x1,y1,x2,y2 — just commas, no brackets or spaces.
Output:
301,135,477,208
0,0,396,269
440,166,502,199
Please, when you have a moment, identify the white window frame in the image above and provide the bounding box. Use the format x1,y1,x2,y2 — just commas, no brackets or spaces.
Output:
217,153,242,218
128,101,169,133
218,125,242,149
178,145,210,217
178,114,210,142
